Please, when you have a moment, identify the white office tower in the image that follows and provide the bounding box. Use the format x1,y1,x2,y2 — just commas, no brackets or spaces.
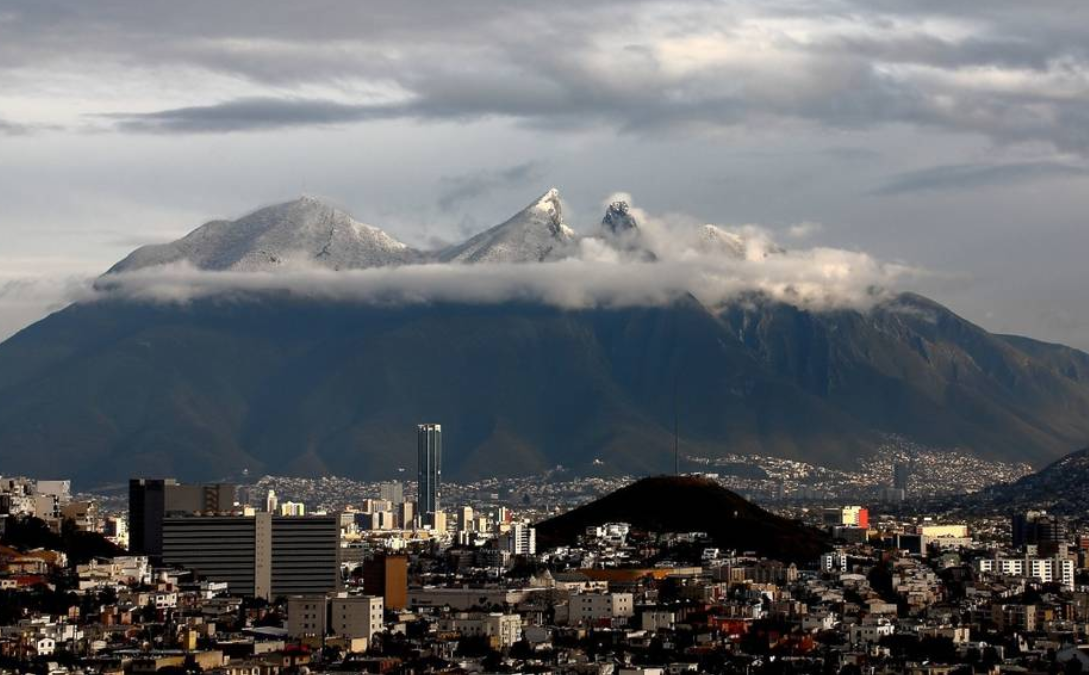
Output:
266,489,278,514
458,506,475,532
501,522,536,555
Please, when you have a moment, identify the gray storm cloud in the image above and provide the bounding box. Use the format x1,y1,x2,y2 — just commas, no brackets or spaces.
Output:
5,1,1089,152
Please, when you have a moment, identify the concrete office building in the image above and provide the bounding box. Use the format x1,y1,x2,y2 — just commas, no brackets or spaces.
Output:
417,423,442,523
331,594,384,640
161,513,338,599
500,522,536,555
977,556,1075,589
287,594,327,639
437,613,522,648
288,593,384,641
129,479,236,560
566,592,635,625
379,481,404,505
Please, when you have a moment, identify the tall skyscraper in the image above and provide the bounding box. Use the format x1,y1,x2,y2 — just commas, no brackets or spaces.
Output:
417,423,442,521
893,463,910,493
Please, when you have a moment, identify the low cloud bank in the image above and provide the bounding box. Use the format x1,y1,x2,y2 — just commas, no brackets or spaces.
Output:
89,220,921,312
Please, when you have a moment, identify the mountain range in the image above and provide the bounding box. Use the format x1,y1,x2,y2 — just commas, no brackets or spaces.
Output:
1,189,1087,487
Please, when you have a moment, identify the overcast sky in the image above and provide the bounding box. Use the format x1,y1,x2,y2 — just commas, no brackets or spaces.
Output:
2,0,1088,347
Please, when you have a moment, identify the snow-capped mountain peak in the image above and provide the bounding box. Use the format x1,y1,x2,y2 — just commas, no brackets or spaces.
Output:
438,188,576,263
695,224,786,260
601,201,638,236
108,197,419,273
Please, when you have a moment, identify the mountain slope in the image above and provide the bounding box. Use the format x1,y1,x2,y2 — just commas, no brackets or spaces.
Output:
955,446,1089,514
0,298,874,486
438,188,576,263
109,197,418,272
2,192,1088,486
719,294,1089,464
535,475,829,562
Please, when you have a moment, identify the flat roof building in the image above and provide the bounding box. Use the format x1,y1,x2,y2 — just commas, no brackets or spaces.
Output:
162,512,338,599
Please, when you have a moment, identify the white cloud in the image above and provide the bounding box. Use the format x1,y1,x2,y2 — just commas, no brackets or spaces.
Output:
788,221,824,239
87,207,922,313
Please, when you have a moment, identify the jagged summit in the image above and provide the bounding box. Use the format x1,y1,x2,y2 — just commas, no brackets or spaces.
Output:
438,188,576,263
598,200,656,261
602,200,638,236
108,197,418,273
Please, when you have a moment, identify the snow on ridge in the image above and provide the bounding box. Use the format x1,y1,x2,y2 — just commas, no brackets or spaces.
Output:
437,188,577,264
106,189,788,277
109,197,418,274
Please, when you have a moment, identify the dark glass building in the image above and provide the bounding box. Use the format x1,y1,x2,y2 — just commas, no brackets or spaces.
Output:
417,423,442,522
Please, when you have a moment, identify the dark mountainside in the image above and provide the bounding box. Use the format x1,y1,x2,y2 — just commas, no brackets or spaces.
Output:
951,446,1089,515
2,193,1089,487
1,290,1088,487
535,475,829,562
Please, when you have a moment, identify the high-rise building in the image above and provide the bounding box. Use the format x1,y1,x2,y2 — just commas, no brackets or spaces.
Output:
417,423,442,521
893,463,910,493
458,506,474,532
129,479,236,561
161,513,338,599
396,501,415,530
379,481,404,505
500,523,536,555
362,554,408,611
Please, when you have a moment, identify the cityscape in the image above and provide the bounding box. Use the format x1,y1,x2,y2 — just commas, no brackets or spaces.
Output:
2,423,1089,674
3,1,1089,673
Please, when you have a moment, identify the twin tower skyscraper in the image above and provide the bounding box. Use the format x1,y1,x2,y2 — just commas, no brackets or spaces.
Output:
417,423,442,525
